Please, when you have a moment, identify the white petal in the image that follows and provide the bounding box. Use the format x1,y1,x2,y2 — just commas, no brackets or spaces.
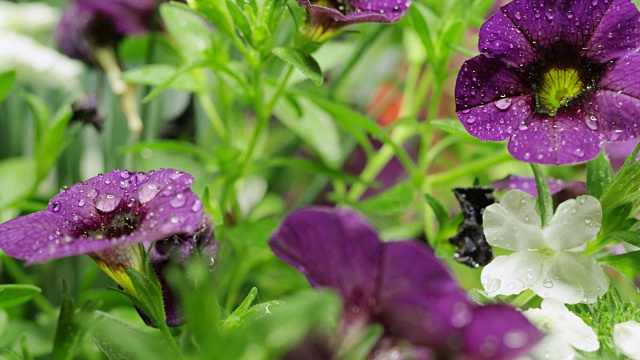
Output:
526,334,576,360
481,252,543,297
614,321,640,360
483,190,545,251
530,252,608,304
539,298,600,352
543,195,602,251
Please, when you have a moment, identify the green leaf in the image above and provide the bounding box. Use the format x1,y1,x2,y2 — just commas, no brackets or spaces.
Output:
431,119,478,140
599,251,640,279
226,0,253,44
121,64,206,92
0,284,41,308
273,96,341,167
125,269,165,327
53,280,98,360
355,183,414,216
254,157,367,185
341,324,383,360
587,151,614,199
0,157,37,208
36,107,73,179
0,70,16,103
0,347,21,360
530,164,553,227
118,140,217,168
604,230,640,248
21,92,50,145
424,193,450,227
91,312,176,360
189,0,235,38
160,3,213,60
272,47,323,86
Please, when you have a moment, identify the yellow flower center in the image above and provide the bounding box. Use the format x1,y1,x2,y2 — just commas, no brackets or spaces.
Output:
537,67,584,116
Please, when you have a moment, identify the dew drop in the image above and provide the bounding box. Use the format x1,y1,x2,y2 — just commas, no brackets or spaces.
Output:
495,98,512,110
52,201,61,212
466,116,477,124
77,199,85,207
542,279,554,288
191,199,203,212
169,171,184,180
120,171,131,179
170,216,180,224
573,148,584,157
584,216,593,224
95,193,120,212
138,182,161,204
87,188,99,199
170,193,187,208
514,11,522,20
486,278,501,293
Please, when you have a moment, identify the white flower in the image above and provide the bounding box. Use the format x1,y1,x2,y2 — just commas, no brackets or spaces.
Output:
481,189,608,304
614,321,640,360
0,31,84,92
521,298,599,360
0,1,60,35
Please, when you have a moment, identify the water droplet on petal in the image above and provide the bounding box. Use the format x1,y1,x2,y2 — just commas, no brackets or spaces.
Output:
170,193,187,208
95,193,120,212
87,188,99,199
170,216,180,224
138,182,161,204
495,98,512,110
52,202,61,212
191,199,203,212
169,171,184,180
78,199,85,207
542,279,554,288
120,171,131,179
573,148,584,157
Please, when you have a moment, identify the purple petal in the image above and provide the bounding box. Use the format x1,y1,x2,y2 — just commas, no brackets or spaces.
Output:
478,9,538,69
462,304,541,360
297,0,409,28
269,207,383,316
506,110,603,164
378,241,472,352
492,175,586,202
0,169,205,264
585,0,640,63
606,139,639,170
498,0,560,50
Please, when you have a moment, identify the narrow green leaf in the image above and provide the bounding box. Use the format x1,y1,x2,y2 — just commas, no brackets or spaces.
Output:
599,251,640,279
0,70,16,103
53,280,98,360
355,183,414,216
91,312,176,360
20,92,50,146
254,157,369,185
160,3,212,60
0,157,37,208
229,288,258,318
530,164,553,227
118,140,217,168
0,284,41,308
188,0,235,37
226,0,253,44
605,231,640,248
0,347,21,360
586,151,614,199
431,119,478,140
424,193,450,227
125,269,166,327
272,47,323,86
121,64,206,92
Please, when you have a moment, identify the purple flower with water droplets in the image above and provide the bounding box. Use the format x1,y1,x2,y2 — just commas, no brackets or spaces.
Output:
0,168,215,326
269,207,541,359
297,0,410,42
456,0,640,165
56,0,159,64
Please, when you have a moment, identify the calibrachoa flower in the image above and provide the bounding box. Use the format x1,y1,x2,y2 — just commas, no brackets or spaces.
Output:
270,207,541,359
481,190,608,304
456,0,640,165
0,169,215,326
613,321,640,360
297,0,410,42
521,298,599,360
56,0,159,64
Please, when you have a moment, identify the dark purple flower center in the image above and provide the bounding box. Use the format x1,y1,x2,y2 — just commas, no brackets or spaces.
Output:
525,47,605,116
84,212,141,240
311,0,355,15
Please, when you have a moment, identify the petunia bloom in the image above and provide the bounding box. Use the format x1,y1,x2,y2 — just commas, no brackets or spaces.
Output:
0,169,215,326
56,0,159,64
521,298,599,360
296,0,410,42
613,321,640,360
270,207,541,359
456,0,640,165
481,190,608,304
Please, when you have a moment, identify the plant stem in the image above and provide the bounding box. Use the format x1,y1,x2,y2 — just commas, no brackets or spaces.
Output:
157,321,185,359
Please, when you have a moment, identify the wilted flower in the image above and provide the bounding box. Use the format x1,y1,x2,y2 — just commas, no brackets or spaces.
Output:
56,0,159,64
613,321,640,360
449,187,496,268
522,298,599,360
456,0,640,165
481,190,608,304
0,169,215,326
270,207,540,359
297,0,410,42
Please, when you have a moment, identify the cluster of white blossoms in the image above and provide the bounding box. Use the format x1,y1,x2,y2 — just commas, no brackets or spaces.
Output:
480,190,612,359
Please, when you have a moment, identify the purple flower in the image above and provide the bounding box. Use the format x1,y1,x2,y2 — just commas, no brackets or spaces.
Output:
56,0,159,64
0,169,215,326
456,0,640,165
492,175,586,205
606,139,640,170
269,207,540,359
297,0,410,41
